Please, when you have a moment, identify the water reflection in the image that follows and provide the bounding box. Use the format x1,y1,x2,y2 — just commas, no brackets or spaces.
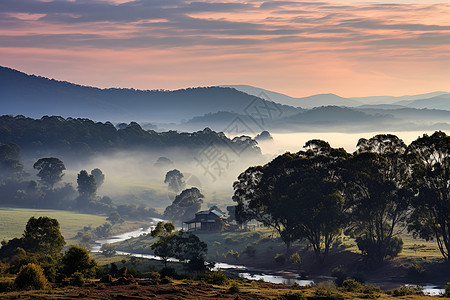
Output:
239,272,313,286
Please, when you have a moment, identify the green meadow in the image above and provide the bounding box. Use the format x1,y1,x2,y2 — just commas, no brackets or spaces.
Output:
0,207,108,241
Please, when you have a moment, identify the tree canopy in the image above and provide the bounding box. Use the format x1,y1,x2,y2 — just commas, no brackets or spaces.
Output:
33,157,66,189
77,170,97,198
151,229,207,269
22,216,65,256
233,140,348,261
62,245,98,277
406,131,450,261
164,187,203,221
164,169,185,194
0,142,24,180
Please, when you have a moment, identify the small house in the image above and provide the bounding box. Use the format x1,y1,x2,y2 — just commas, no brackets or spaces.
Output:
182,209,224,232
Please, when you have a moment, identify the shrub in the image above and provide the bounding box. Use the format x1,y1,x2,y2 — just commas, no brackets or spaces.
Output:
229,282,240,293
331,266,347,286
149,271,161,279
70,272,85,287
160,267,177,278
341,279,363,292
14,263,48,290
128,266,142,278
274,253,285,264
62,245,98,278
361,285,381,294
202,270,229,285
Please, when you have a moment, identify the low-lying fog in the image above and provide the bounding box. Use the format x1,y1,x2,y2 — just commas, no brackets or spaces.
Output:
25,130,442,214
254,130,438,156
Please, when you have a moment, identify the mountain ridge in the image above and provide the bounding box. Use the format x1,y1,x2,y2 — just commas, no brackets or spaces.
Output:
0,66,299,123
222,84,450,110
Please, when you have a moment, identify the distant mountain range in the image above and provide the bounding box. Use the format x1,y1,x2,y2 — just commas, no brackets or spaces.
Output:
1,66,449,133
0,66,298,123
222,85,450,110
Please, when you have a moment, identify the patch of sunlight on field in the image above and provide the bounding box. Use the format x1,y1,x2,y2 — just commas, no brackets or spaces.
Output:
0,207,107,241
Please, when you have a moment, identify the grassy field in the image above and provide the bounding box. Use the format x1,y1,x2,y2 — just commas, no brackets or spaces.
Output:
112,226,444,264
0,207,108,241
0,207,148,243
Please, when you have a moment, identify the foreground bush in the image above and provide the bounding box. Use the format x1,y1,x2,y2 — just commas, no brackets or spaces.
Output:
62,245,98,277
202,270,229,285
70,272,85,287
387,285,423,297
14,263,48,290
341,279,363,292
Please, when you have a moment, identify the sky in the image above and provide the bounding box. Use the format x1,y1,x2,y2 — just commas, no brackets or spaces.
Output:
1,0,450,97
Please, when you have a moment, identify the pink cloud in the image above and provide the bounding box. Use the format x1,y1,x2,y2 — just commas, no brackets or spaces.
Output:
0,0,449,96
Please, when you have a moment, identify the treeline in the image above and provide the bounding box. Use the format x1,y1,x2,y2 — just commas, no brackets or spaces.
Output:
0,144,161,221
233,131,450,264
0,115,261,159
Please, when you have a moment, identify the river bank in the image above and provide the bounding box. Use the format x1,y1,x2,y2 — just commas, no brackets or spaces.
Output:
92,222,448,296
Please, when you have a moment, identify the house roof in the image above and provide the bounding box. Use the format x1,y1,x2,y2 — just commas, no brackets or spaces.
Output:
195,209,223,217
210,210,223,217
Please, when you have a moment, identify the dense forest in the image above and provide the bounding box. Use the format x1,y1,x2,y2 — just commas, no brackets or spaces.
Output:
0,115,261,159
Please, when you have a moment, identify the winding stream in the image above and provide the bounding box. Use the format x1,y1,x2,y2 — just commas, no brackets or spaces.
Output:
92,220,445,296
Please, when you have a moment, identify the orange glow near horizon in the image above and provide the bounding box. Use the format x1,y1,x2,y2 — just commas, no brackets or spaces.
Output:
1,0,450,97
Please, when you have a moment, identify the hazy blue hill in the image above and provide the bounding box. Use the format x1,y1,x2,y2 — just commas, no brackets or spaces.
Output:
283,106,392,123
181,105,450,133
220,84,300,106
0,66,298,123
352,91,449,104
357,104,407,109
395,94,450,111
223,84,362,108
223,84,450,108
357,107,450,123
222,85,371,108
295,93,362,108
